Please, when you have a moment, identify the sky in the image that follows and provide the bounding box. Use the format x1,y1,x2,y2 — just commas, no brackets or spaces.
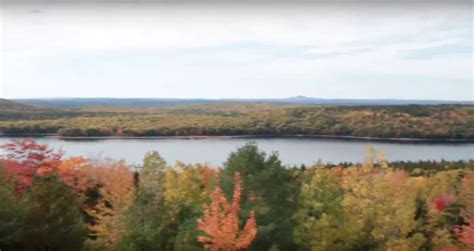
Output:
1,1,473,100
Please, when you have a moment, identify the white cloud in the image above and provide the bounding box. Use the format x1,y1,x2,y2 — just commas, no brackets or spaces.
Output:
1,3,472,99
3,4,469,51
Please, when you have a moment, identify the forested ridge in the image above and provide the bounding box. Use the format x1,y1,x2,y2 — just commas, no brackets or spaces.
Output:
0,139,473,250
1,102,473,140
0,98,81,120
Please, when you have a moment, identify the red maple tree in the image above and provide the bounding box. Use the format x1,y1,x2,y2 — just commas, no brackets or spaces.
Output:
0,138,63,191
431,192,454,212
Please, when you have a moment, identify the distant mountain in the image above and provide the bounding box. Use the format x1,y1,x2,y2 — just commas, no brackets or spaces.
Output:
13,97,473,107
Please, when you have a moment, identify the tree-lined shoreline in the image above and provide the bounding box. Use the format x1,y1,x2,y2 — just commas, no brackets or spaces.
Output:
1,134,473,143
1,103,473,140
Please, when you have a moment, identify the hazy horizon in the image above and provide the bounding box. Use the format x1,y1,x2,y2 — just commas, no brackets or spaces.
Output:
6,96,474,102
1,1,472,100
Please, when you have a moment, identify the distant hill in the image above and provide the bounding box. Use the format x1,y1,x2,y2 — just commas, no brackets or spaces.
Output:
278,96,474,105
14,97,474,107
0,98,78,120
0,98,43,112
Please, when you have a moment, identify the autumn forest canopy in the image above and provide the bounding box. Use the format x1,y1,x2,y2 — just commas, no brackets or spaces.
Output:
0,99,473,140
0,139,473,251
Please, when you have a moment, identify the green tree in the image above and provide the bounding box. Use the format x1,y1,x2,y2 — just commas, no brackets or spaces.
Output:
0,168,25,250
220,142,298,250
118,154,214,250
293,168,352,251
117,151,169,250
140,151,167,195
18,175,88,250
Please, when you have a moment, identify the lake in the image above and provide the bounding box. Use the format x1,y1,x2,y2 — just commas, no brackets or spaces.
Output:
0,137,472,166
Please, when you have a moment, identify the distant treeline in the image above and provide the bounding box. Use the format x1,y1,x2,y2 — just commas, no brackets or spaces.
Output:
0,104,473,140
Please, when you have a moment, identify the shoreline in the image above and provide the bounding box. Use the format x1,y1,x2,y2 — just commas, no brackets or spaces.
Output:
0,134,472,144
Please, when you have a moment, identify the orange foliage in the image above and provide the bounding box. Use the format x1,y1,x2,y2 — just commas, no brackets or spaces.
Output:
459,221,474,248
440,221,474,251
56,157,93,193
83,160,135,248
197,172,257,251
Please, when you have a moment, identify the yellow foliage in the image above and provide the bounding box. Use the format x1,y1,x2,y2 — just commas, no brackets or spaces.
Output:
83,160,135,249
163,162,218,207
341,164,422,250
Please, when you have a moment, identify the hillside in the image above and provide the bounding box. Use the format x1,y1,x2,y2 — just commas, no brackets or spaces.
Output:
0,98,79,120
0,98,42,112
0,98,44,119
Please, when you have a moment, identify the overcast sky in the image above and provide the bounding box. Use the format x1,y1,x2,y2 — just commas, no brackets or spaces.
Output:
1,2,472,100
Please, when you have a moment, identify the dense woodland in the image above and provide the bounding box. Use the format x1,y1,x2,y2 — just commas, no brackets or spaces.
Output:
0,100,473,140
0,139,473,251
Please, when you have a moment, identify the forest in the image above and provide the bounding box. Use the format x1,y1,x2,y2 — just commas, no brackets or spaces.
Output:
0,101,473,140
0,139,473,251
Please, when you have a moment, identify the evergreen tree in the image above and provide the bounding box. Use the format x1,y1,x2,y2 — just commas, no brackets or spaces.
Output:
220,142,298,250
0,168,25,250
18,175,87,251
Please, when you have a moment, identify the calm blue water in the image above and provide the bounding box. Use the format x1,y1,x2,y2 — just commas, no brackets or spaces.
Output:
0,137,472,166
